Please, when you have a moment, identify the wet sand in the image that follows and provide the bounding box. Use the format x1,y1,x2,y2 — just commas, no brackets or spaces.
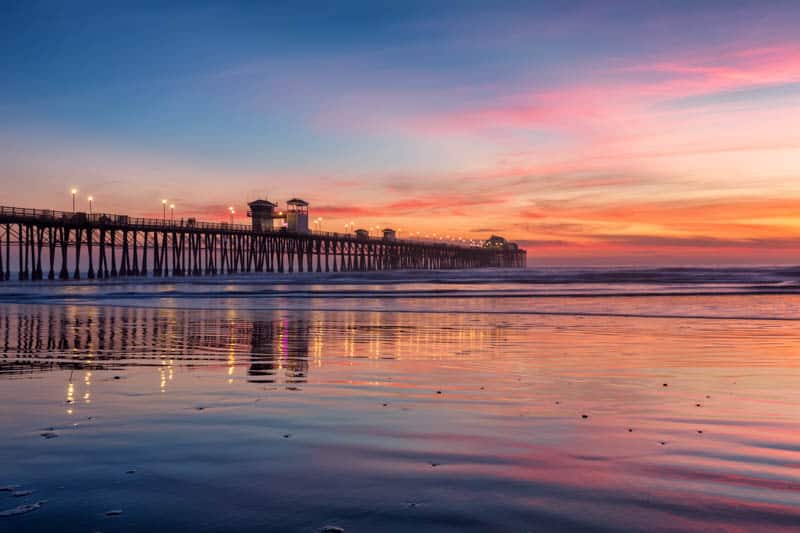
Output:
1,298,799,531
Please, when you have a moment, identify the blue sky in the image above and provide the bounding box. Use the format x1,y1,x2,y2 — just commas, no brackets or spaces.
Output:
2,1,800,264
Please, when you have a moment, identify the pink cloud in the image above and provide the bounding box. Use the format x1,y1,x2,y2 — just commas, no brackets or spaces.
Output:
403,42,800,141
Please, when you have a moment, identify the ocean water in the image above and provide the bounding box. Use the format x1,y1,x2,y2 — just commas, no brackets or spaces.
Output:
1,268,799,532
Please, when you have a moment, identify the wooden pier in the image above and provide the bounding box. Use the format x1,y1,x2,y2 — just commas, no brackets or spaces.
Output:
0,206,526,281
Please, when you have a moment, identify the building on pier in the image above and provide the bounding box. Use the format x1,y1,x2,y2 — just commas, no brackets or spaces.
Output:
382,228,396,241
247,199,279,232
355,229,369,240
484,235,507,248
485,235,519,251
286,198,309,233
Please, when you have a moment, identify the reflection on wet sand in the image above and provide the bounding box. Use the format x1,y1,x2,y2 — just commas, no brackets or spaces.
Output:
1,304,506,391
2,302,800,532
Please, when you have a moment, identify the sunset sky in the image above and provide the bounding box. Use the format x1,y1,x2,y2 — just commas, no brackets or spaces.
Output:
2,1,800,265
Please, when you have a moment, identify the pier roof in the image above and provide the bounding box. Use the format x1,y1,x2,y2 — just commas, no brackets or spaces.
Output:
248,199,278,208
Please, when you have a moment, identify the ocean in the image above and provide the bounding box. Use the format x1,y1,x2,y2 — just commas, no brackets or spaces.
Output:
1,267,799,531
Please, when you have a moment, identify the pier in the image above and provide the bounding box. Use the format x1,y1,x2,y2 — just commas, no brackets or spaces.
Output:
0,205,526,281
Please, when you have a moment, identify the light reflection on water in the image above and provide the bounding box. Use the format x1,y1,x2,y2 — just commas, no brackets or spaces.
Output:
1,302,799,532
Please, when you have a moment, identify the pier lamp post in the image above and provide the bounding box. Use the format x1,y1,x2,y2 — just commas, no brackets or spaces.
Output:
71,188,78,212
170,204,175,222
87,196,93,215
162,199,167,221
228,206,235,224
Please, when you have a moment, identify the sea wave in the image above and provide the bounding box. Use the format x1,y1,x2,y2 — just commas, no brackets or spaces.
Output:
1,267,799,320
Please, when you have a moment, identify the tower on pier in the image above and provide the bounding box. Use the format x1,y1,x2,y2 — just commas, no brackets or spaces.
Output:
247,199,278,232
286,198,309,233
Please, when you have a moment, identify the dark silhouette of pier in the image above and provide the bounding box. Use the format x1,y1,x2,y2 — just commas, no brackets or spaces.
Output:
0,206,526,280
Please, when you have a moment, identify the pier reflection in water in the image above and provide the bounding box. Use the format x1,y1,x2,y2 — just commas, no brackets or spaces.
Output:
1,302,800,532
2,306,310,386
0,304,505,400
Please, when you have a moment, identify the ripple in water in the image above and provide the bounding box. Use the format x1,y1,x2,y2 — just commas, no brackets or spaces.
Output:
0,296,799,531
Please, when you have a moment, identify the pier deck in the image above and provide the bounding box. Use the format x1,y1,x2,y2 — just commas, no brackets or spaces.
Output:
0,206,526,280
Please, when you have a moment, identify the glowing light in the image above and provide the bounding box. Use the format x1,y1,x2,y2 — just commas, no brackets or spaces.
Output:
66,382,74,415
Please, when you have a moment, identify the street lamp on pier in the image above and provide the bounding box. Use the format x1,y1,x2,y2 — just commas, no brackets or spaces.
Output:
87,196,94,215
162,199,167,221
228,206,235,224
170,204,175,222
71,188,78,212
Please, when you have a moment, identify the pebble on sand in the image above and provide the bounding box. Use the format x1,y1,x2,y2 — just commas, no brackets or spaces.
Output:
113,376,121,380
659,441,667,445
40,432,59,439
0,501,46,517
283,434,291,439
105,509,123,516
125,470,137,474
662,383,668,387
581,414,588,419
436,391,442,394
